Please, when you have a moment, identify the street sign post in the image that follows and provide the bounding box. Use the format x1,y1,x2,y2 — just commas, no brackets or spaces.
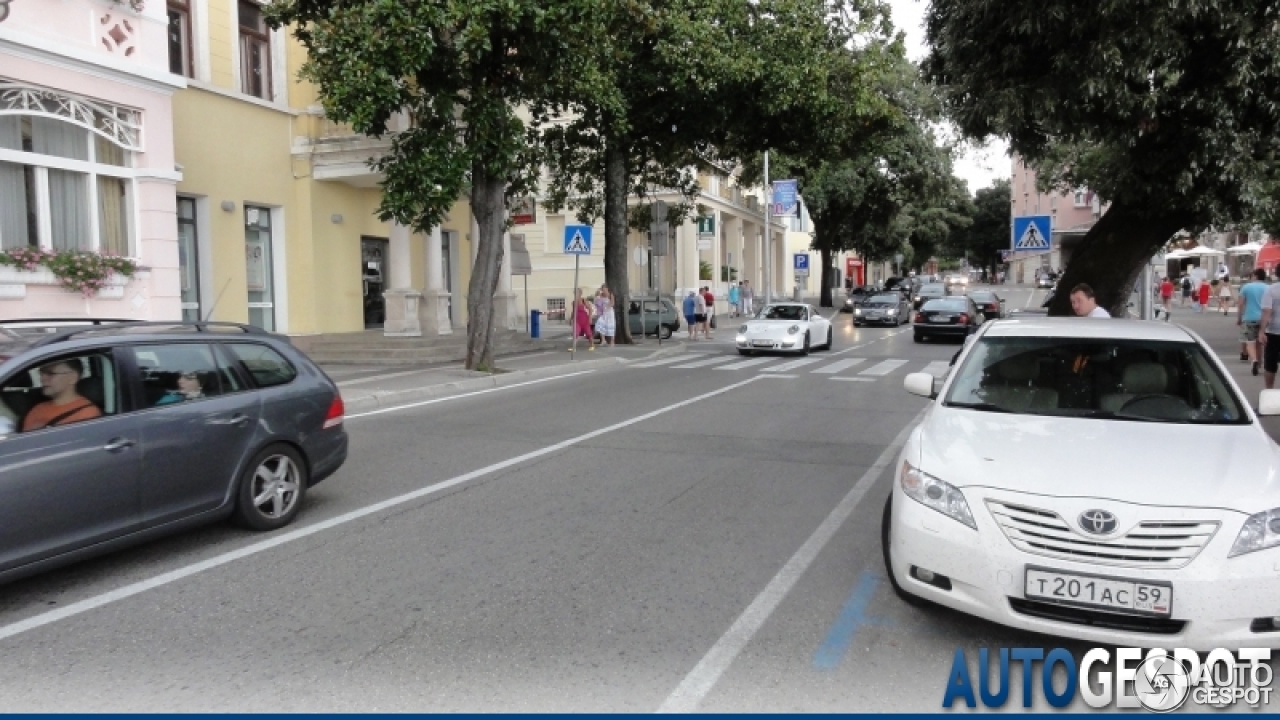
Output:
564,225,593,357
1012,215,1052,252
793,253,810,276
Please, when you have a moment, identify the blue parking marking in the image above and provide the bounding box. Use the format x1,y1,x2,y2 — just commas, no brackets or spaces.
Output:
812,571,890,670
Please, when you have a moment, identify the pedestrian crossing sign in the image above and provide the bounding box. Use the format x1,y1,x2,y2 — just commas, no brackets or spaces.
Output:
564,225,592,255
1012,215,1052,251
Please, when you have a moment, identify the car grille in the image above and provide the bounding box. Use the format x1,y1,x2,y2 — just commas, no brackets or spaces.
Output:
986,501,1218,570
1009,598,1186,635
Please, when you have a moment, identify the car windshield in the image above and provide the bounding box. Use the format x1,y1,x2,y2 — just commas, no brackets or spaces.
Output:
923,299,967,312
868,295,900,304
944,336,1248,424
759,305,806,321
919,285,945,295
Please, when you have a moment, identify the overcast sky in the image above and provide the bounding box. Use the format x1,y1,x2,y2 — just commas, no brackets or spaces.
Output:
887,0,1008,195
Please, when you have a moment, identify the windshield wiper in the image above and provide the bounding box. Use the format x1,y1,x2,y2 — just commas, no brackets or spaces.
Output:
1078,410,1162,423
944,401,1014,413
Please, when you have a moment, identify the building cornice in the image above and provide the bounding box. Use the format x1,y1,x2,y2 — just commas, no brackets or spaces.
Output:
0,28,184,94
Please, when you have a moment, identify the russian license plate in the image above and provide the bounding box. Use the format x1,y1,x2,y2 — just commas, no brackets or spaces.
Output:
751,340,774,347
929,316,951,323
1024,567,1172,616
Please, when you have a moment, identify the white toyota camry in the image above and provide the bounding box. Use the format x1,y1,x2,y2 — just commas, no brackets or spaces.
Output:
884,317,1280,650
735,303,833,355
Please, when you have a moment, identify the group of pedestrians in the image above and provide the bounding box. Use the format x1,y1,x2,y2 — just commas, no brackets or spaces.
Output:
569,284,617,351
1157,268,1234,317
683,287,716,340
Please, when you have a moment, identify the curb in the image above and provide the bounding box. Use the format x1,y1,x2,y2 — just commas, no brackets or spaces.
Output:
342,356,625,414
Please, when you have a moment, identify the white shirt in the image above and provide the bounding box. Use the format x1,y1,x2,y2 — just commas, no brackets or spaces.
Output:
1088,306,1111,318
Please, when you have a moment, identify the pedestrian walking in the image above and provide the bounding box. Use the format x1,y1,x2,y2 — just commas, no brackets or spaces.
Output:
570,289,596,351
683,291,697,340
1257,276,1280,388
1197,278,1211,313
1239,269,1268,375
595,292,616,347
1159,276,1174,320
741,280,754,316
1216,277,1233,314
728,282,741,319
1180,275,1192,307
694,288,710,340
1069,283,1111,318
702,286,716,336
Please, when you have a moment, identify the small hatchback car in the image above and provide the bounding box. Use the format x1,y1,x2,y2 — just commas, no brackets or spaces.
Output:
0,320,347,584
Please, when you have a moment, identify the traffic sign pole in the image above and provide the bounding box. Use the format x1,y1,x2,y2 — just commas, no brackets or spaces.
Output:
571,254,580,358
764,151,772,303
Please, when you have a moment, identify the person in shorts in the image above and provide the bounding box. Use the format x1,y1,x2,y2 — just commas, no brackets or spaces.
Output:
683,290,697,340
1256,274,1280,389
1239,269,1268,375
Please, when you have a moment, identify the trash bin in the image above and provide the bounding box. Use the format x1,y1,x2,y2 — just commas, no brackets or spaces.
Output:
530,309,542,339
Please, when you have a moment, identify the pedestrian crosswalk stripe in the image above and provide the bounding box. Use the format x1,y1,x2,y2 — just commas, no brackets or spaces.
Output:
670,355,738,369
762,357,824,372
715,356,777,370
810,358,867,375
858,359,910,376
632,354,705,368
831,377,875,382
922,361,951,377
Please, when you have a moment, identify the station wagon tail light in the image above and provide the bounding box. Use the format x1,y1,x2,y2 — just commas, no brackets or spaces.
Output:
323,394,345,429
914,313,924,323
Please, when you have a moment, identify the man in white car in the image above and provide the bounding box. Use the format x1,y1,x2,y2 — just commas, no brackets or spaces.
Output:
1069,283,1111,318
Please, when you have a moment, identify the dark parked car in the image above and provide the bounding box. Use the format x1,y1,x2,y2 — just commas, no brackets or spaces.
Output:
627,298,679,338
912,282,950,310
854,293,912,327
913,297,983,343
0,319,347,584
966,290,1006,320
841,285,882,313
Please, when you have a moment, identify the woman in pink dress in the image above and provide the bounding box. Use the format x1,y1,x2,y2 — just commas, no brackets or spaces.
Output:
571,289,596,351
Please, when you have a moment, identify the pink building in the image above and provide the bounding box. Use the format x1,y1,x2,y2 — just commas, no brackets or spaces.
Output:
0,0,181,319
1008,156,1102,283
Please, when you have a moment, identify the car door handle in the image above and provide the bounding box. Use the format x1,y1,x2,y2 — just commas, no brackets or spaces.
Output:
103,437,135,452
209,414,251,427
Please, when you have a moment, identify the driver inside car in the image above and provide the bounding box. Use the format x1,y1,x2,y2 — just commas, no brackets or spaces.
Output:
20,360,102,432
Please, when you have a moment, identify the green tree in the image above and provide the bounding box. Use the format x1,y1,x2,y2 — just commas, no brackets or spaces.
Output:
925,0,1280,315
947,180,1011,280
269,0,611,368
537,0,890,339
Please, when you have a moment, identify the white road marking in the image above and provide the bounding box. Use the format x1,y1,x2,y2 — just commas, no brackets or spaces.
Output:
714,356,777,371
757,374,798,379
1024,289,1038,308
921,361,951,377
670,356,738,369
810,358,866,375
346,371,596,420
830,377,876,382
828,328,911,356
657,409,927,713
632,354,707,368
761,357,823,372
858,359,910,376
0,375,767,644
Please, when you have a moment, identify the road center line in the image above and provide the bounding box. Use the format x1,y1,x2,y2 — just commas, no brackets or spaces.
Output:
0,375,765,645
656,407,927,713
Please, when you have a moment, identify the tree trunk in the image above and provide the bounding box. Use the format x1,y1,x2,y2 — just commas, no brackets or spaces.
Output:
819,247,833,307
465,162,506,370
603,136,633,343
1045,201,1191,317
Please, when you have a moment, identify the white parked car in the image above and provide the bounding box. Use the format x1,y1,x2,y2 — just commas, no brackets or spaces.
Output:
735,303,833,355
884,317,1280,650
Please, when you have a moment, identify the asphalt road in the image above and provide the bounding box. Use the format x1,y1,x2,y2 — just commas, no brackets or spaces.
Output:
2,287,1271,712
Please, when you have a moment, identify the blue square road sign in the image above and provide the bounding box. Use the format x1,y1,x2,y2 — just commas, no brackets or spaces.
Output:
564,225,593,255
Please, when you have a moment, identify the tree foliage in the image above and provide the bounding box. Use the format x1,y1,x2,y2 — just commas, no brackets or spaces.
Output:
945,180,1010,278
925,0,1280,314
268,0,611,367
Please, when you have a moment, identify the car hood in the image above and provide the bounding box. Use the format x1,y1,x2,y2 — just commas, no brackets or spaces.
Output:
915,408,1280,511
743,319,806,329
864,302,900,308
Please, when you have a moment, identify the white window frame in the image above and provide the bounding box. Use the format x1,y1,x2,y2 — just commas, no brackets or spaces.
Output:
0,118,138,257
231,0,285,105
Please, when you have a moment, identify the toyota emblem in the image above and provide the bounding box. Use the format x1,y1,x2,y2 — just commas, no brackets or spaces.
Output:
1078,510,1118,535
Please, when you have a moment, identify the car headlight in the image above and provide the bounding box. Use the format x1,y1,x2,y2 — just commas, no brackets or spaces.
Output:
844,298,852,306
738,324,749,333
887,308,897,315
788,325,800,334
854,308,862,315
913,295,920,301
1228,508,1280,557
900,461,976,529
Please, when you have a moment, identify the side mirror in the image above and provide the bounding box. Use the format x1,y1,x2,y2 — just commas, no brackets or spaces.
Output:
903,372,936,399
1258,390,1280,416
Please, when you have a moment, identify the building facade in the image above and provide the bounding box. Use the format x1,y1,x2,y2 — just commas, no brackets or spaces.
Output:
1008,156,1101,283
0,0,182,319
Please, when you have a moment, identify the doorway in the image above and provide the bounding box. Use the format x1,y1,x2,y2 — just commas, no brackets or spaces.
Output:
442,230,456,324
361,236,388,329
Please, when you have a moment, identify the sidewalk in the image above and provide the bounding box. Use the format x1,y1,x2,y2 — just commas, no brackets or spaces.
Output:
325,338,689,414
